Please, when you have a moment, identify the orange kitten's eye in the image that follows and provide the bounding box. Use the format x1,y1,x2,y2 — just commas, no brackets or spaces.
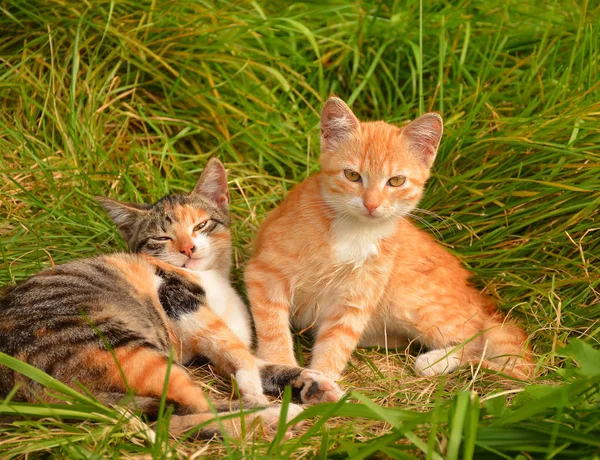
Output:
387,175,406,187
344,169,362,182
194,220,209,232
153,236,172,241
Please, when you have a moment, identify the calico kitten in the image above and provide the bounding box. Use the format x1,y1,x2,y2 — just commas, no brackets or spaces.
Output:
0,159,339,439
0,254,300,438
245,98,534,381
97,159,341,405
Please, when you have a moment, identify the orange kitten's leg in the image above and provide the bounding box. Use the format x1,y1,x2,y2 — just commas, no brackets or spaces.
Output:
398,302,532,378
477,319,533,378
310,302,377,381
182,306,268,405
245,259,297,367
391,301,485,377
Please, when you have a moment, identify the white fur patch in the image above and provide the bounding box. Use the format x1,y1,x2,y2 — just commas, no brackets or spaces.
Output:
414,348,462,376
198,270,253,347
331,217,396,267
174,313,204,364
175,270,252,364
186,233,211,271
235,369,264,399
153,275,163,291
175,268,253,350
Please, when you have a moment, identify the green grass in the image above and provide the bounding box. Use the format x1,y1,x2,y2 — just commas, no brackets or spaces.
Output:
0,0,599,458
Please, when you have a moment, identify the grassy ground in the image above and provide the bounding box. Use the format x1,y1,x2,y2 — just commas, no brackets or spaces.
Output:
0,0,599,458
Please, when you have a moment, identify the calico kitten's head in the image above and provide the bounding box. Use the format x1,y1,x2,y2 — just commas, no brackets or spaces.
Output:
97,158,231,273
319,97,443,222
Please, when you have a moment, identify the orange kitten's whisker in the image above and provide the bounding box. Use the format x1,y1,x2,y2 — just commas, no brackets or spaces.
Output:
405,212,444,241
412,207,445,221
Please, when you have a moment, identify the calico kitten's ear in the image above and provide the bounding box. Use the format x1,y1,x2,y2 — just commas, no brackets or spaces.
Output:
400,113,443,167
320,97,361,153
96,196,150,243
191,158,229,208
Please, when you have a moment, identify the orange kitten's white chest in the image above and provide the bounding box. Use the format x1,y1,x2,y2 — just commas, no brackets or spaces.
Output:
291,218,396,330
330,217,397,267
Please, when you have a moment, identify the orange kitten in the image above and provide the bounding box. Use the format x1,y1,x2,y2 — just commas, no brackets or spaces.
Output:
245,97,533,381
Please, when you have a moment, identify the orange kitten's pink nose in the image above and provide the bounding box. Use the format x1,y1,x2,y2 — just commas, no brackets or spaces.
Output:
363,188,383,215
363,201,380,214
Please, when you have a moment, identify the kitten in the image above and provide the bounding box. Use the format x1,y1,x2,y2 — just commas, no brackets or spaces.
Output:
0,159,339,439
245,97,533,381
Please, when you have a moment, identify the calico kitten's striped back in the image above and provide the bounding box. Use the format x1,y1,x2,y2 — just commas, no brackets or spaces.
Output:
0,254,195,405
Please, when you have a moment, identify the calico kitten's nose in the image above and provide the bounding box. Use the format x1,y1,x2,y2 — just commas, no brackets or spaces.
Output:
180,244,196,257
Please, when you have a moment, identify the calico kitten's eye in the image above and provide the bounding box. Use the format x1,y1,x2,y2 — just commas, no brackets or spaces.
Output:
344,169,362,182
154,236,172,241
387,175,406,187
194,220,209,232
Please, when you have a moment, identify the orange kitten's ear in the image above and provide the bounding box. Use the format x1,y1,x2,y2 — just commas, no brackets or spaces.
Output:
96,196,150,243
400,113,443,167
320,97,361,153
192,158,229,207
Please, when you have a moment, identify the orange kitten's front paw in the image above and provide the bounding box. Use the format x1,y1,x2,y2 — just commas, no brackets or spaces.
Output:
299,370,344,404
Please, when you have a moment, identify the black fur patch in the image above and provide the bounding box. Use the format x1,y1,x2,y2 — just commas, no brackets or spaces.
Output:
156,269,205,319
259,364,304,401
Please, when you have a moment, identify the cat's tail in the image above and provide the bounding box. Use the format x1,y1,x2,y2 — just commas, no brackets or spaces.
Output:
478,316,535,379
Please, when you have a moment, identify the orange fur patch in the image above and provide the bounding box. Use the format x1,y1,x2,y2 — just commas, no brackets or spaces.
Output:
105,255,156,298
90,346,209,412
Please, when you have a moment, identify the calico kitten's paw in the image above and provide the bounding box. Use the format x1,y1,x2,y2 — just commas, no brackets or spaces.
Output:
241,393,269,407
166,403,303,440
236,369,269,406
251,403,304,440
299,369,344,404
414,348,461,376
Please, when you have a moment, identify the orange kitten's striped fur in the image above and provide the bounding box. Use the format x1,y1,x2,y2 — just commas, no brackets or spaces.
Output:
245,97,533,381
